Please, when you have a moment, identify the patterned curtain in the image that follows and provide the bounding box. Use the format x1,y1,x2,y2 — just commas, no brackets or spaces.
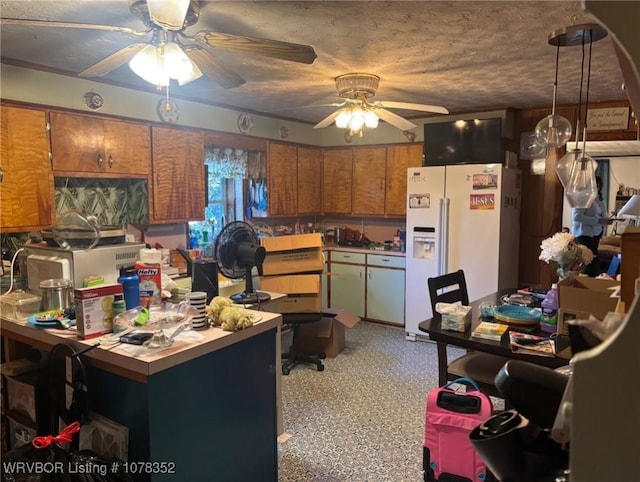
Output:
205,146,248,179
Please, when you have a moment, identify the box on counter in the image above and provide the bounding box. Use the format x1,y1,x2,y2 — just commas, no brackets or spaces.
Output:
74,284,123,339
260,233,324,276
436,302,472,332
259,274,321,313
296,308,360,358
135,262,162,306
557,277,620,335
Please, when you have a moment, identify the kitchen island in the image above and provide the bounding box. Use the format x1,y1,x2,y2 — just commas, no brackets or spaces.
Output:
1,310,282,482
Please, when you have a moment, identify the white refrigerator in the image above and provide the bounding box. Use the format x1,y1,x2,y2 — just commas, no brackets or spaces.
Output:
405,164,521,339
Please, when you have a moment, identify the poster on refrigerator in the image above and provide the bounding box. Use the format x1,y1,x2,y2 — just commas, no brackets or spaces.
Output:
470,193,495,210
472,174,498,190
409,193,430,208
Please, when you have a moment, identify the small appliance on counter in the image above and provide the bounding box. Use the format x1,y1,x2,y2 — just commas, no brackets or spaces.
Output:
25,243,145,294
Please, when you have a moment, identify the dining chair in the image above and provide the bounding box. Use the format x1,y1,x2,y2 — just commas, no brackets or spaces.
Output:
428,270,510,400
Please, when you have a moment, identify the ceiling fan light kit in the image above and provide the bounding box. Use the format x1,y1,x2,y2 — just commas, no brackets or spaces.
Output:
129,39,202,86
314,72,448,138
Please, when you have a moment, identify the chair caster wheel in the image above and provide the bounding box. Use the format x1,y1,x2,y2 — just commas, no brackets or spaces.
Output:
317,364,325,372
282,366,290,375
319,352,326,359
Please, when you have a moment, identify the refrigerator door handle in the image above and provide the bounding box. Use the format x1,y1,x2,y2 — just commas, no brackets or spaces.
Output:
441,197,450,275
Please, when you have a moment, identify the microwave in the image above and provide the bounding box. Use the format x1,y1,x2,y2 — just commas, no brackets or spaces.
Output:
26,243,145,294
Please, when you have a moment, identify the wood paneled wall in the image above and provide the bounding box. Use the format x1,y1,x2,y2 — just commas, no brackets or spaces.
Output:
515,100,638,288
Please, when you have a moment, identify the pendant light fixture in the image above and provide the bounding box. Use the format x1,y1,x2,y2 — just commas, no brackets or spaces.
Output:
543,24,607,208
534,43,572,148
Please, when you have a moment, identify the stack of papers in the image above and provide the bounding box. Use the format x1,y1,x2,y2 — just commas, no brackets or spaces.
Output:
509,332,555,357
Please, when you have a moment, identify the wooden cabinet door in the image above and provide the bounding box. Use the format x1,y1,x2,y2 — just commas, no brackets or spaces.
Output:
0,106,54,231
103,119,151,175
50,112,105,173
322,149,352,214
151,127,205,223
385,143,423,216
297,146,322,215
352,147,386,215
268,142,297,216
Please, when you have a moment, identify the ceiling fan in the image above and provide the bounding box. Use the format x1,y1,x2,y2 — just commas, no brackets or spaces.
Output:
0,0,317,89
313,73,449,137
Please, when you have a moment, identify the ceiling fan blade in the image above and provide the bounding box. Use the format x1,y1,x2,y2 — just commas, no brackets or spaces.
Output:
272,101,347,112
313,111,341,129
78,43,147,78
377,101,449,115
194,31,317,64
0,18,147,36
376,108,417,131
146,0,190,30
185,48,245,89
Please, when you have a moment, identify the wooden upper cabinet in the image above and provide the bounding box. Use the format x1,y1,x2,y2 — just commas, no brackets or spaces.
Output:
50,112,150,176
151,126,205,223
323,149,353,214
352,147,386,216
385,143,423,216
268,142,298,216
0,106,54,232
297,146,322,215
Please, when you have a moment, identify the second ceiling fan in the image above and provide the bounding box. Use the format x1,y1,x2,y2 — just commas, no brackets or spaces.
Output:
313,73,449,137
1,0,317,89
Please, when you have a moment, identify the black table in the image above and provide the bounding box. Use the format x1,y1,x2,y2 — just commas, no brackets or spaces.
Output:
418,291,571,386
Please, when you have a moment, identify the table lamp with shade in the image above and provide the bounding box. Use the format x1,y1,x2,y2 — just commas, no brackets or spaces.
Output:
617,194,640,227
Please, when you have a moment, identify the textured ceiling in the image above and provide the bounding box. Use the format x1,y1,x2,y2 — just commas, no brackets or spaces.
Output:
0,1,630,126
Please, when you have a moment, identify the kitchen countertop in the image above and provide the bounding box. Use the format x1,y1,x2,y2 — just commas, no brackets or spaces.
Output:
0,308,281,383
323,243,406,257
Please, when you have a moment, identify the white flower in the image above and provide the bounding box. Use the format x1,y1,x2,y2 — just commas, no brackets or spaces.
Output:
539,232,594,274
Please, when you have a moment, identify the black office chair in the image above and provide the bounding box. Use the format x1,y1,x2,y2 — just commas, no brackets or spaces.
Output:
281,312,328,375
428,270,510,400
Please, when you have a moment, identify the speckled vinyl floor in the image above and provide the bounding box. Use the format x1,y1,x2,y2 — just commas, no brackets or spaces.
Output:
277,321,470,482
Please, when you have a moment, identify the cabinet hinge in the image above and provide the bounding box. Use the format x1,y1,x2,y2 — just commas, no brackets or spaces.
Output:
46,121,51,132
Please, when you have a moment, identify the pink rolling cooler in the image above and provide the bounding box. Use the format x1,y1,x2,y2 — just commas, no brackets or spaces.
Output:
423,377,494,482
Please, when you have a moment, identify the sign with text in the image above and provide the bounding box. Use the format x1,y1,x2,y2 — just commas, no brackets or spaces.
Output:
469,193,495,210
587,107,630,131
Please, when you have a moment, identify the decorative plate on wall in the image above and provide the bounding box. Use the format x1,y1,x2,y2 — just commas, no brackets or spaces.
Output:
237,113,254,134
83,92,104,110
157,99,180,123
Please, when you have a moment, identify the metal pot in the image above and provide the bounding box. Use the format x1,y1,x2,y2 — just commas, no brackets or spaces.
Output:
40,279,73,312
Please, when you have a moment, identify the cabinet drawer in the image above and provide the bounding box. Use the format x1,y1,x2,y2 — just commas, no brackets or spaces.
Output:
367,254,405,269
330,251,366,264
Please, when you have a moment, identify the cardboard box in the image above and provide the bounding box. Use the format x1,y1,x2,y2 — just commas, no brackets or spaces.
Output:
74,284,123,339
260,274,321,313
261,233,324,276
557,277,620,335
296,308,360,358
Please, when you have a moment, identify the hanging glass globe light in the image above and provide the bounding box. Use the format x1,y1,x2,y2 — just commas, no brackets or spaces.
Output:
535,114,573,148
556,148,580,188
565,152,598,208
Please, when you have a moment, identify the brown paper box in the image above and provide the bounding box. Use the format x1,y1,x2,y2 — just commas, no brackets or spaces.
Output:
296,308,360,358
557,277,620,335
261,233,324,276
260,274,322,313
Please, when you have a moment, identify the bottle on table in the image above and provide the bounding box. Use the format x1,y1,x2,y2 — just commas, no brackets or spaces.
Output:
117,266,140,310
540,283,559,333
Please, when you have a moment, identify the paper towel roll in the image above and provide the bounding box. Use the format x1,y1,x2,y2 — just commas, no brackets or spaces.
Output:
139,248,162,264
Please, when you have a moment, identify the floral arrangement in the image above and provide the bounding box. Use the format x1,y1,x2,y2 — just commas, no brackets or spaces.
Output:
539,232,595,279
